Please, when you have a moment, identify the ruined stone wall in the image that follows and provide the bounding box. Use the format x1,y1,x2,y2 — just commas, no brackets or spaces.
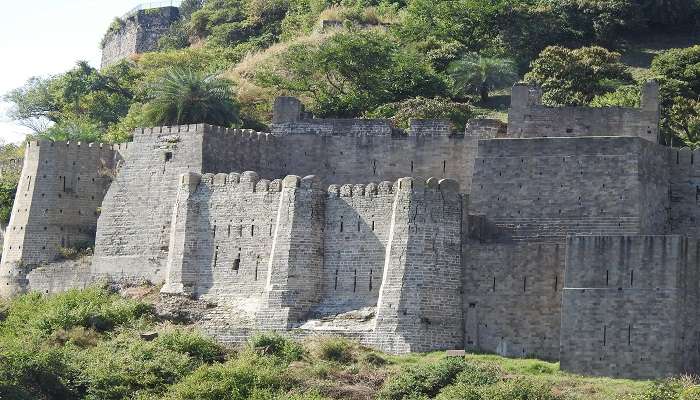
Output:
470,137,668,242
560,235,700,379
101,7,180,68
464,242,564,360
670,147,700,237
0,141,117,297
507,81,659,143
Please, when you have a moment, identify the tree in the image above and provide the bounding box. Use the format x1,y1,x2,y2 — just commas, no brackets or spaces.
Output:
366,96,473,131
3,61,140,142
651,45,700,101
524,46,632,106
666,97,700,148
256,30,445,117
142,68,240,127
447,53,517,102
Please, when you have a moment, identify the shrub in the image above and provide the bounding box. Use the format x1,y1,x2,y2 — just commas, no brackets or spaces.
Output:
156,329,226,364
453,362,502,387
366,96,473,132
378,357,470,399
249,332,304,362
313,337,355,364
361,352,388,367
480,377,560,400
683,386,700,400
161,355,284,400
74,332,196,400
50,326,100,348
1,287,152,337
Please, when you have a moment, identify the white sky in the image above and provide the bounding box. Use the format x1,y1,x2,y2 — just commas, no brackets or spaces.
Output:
0,0,173,144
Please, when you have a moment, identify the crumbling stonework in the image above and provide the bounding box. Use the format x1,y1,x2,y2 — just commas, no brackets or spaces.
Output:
4,88,699,379
100,6,179,68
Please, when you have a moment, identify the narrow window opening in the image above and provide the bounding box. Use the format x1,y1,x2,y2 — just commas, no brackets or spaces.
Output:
340,220,344,233
630,270,634,287
628,324,632,345
369,270,373,291
603,325,607,346
233,257,240,272
238,226,243,237
371,221,375,231
353,270,357,292
373,160,377,175
165,152,173,162
554,275,558,292
213,225,216,238
26,176,31,191
443,160,446,173
251,225,255,236
62,177,66,192
523,276,527,292
269,224,273,236
357,219,361,232
213,248,219,267
492,276,496,292
254,260,259,281
227,225,231,237
334,270,338,290
410,160,414,173
606,270,609,286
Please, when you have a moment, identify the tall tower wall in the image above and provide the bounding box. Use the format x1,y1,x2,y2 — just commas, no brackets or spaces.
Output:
0,141,117,296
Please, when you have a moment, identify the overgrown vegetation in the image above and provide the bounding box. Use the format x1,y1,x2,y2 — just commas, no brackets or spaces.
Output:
0,286,696,399
4,0,700,146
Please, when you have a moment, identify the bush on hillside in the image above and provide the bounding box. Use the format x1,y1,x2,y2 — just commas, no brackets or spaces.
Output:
378,357,471,399
249,332,304,362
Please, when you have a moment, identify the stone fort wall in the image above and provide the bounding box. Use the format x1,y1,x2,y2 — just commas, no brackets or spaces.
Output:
101,6,179,68
561,235,700,379
0,141,122,297
92,117,478,286
8,90,700,378
507,81,659,143
163,172,464,353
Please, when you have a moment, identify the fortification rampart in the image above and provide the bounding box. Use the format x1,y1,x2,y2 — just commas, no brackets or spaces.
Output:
92,122,478,286
464,242,564,360
670,147,700,237
0,141,119,296
469,136,669,242
162,172,465,353
561,235,700,378
100,6,180,68
507,81,659,142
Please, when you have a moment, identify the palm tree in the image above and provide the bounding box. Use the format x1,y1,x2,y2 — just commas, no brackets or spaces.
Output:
447,53,518,102
143,68,239,127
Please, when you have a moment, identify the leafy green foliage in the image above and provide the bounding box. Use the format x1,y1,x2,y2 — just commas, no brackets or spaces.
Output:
257,30,445,117
142,67,240,127
249,332,305,362
590,85,641,108
0,179,17,224
378,357,471,399
366,97,473,131
525,46,632,106
448,53,518,101
4,61,140,143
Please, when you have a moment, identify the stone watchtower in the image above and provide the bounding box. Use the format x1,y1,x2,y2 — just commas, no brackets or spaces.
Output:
100,5,180,68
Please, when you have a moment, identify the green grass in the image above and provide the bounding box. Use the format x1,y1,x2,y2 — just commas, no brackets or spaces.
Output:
0,286,692,399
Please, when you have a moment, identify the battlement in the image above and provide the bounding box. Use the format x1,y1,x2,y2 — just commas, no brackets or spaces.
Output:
508,81,659,142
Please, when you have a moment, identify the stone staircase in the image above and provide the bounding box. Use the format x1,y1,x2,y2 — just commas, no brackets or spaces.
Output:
491,216,641,242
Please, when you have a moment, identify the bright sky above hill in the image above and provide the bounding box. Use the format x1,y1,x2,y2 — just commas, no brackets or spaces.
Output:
0,0,172,144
